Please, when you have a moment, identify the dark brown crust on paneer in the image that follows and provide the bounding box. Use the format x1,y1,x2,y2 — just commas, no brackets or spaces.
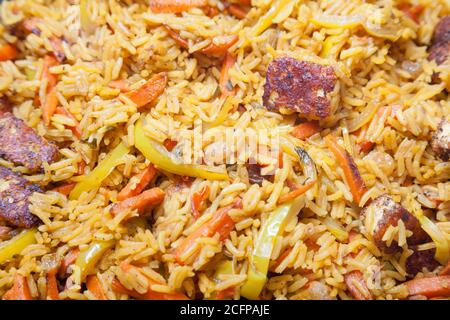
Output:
361,194,431,254
263,57,338,120
0,112,59,171
431,118,450,161
405,247,439,277
428,16,450,65
0,166,41,228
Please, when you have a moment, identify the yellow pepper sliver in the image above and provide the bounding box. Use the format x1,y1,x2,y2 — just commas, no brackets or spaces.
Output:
0,228,37,264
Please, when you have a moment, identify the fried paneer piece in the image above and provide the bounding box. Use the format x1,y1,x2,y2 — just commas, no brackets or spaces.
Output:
0,112,58,171
0,166,41,228
263,57,339,119
361,194,431,254
406,247,439,277
431,118,450,161
428,16,450,65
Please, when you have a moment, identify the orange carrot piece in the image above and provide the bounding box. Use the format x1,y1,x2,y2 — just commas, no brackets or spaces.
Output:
163,25,189,49
228,4,248,19
324,135,367,205
203,5,220,17
2,274,33,300
53,182,77,196
344,270,373,300
86,275,108,300
114,263,188,300
440,261,450,276
46,270,59,300
108,79,129,92
55,106,82,138
291,121,321,140
219,51,236,97
277,180,316,204
124,72,167,108
58,247,80,278
191,185,210,219
197,35,238,55
117,165,158,201
406,275,450,298
399,4,424,23
163,138,178,151
215,286,235,299
271,248,292,272
174,198,242,264
49,36,65,62
41,55,59,88
42,86,58,126
0,44,18,61
111,187,165,216
149,0,207,13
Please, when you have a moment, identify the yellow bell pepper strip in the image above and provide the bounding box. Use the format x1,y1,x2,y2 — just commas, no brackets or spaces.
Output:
134,118,228,180
240,198,304,299
0,228,37,264
210,260,235,300
69,142,130,200
237,0,291,49
74,240,114,281
417,215,449,265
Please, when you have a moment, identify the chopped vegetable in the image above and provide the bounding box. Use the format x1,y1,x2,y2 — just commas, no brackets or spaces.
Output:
2,274,32,300
42,54,59,89
311,14,363,29
240,198,304,299
405,275,450,298
124,72,167,108
0,228,37,264
149,0,207,13
324,135,367,205
191,185,210,219
55,106,82,138
174,199,242,265
270,248,292,272
74,240,114,281
86,275,108,300
219,52,236,98
117,165,158,201
0,44,18,61
277,180,316,204
40,55,59,126
399,4,424,23
344,270,373,300
42,87,59,126
49,36,65,62
228,4,249,19
110,187,165,216
58,247,79,278
52,182,77,196
135,117,228,180
210,260,235,299
163,25,189,49
291,121,321,140
46,269,59,300
108,79,129,92
440,261,450,276
196,35,238,55
69,142,130,200
417,214,450,265
163,139,178,151
111,262,188,300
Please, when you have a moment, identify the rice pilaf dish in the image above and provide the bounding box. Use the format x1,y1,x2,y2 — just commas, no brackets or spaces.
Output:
0,0,449,300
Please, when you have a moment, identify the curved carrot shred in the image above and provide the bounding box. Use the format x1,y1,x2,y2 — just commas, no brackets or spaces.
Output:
191,185,210,219
42,87,59,126
324,135,367,205
228,4,249,19
86,275,108,300
149,0,207,13
270,248,292,272
0,44,18,61
46,270,59,300
197,35,238,55
55,106,81,138
111,187,165,216
219,51,236,97
58,247,79,278
406,275,450,298
291,121,321,140
3,274,33,300
124,72,167,108
108,79,129,92
277,180,316,204
53,182,77,196
344,270,373,300
163,25,189,49
117,165,158,201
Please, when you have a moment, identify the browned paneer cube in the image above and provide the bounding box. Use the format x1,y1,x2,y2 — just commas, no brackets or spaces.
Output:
431,118,450,161
428,16,450,65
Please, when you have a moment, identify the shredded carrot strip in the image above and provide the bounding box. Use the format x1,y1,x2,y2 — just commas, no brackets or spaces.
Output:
3,274,33,300
399,3,424,23
42,87,58,126
219,51,236,97
55,106,82,138
46,270,59,300
191,185,210,219
344,270,373,300
406,275,450,298
149,0,207,13
124,72,167,108
40,55,59,125
291,121,321,140
117,165,158,201
0,44,18,61
58,247,79,278
163,25,189,49
270,248,292,272
278,180,316,204
41,55,59,88
108,79,129,92
163,139,178,151
440,261,450,276
325,135,367,204
215,286,235,299
53,182,77,196
228,4,249,19
111,187,165,216
174,198,242,264
203,5,220,17
197,35,238,55
86,275,108,300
